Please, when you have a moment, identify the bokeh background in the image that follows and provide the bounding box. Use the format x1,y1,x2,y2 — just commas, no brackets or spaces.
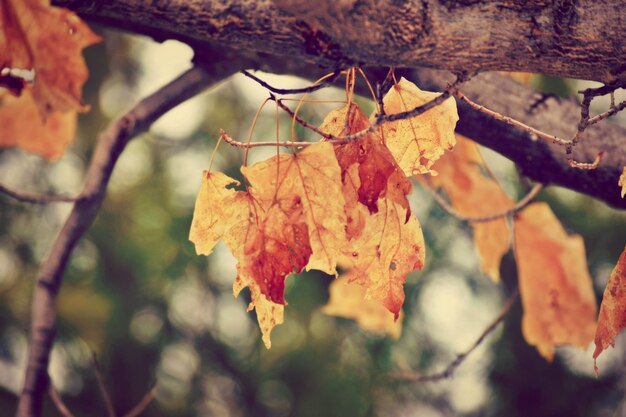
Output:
1,26,626,417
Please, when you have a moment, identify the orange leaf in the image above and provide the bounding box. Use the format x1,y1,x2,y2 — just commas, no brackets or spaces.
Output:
380,77,458,176
322,275,403,339
241,141,347,276
0,0,101,115
0,91,75,160
189,171,285,348
593,246,626,372
0,0,99,159
319,104,425,318
514,203,597,361
427,135,514,282
619,167,626,199
322,104,412,219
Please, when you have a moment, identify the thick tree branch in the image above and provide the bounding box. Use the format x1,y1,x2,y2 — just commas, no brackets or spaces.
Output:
54,0,626,83
15,64,239,417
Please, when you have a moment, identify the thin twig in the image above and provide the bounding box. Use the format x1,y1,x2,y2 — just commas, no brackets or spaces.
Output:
0,184,77,204
92,354,116,417
455,91,570,146
122,381,157,417
567,151,604,170
272,72,471,143
16,64,236,417
48,383,75,417
428,183,544,223
220,129,344,148
241,69,342,95
392,289,519,382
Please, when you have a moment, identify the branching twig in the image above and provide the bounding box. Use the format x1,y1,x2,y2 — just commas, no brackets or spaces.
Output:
392,289,519,382
0,184,77,204
241,69,342,95
428,183,544,223
16,64,237,417
48,383,75,417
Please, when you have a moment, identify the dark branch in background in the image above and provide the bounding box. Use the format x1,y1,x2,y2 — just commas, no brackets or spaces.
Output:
16,63,239,417
92,355,116,417
48,384,75,417
392,289,519,383
0,184,77,204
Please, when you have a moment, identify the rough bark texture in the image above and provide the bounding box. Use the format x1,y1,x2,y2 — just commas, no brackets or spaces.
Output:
54,0,626,83
51,0,626,209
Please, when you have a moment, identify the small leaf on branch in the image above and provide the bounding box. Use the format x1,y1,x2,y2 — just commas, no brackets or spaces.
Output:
514,202,597,361
322,275,403,339
593,246,626,373
619,167,626,198
380,78,458,176
425,135,514,282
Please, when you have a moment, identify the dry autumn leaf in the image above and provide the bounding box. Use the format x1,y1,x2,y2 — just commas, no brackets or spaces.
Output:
426,135,514,282
0,0,100,159
322,275,403,339
514,202,597,361
619,167,626,198
189,171,286,347
380,77,458,176
0,91,76,160
321,103,425,318
241,141,347,277
593,246,626,373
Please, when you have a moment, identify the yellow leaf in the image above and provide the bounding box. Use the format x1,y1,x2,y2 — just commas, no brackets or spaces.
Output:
242,142,347,276
380,77,458,176
189,171,249,256
514,203,597,361
427,135,514,282
0,91,75,160
619,167,626,198
322,275,403,339
593,246,626,372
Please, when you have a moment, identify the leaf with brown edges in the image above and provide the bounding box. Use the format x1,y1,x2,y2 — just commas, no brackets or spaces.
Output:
380,77,458,176
514,202,597,361
593,246,626,373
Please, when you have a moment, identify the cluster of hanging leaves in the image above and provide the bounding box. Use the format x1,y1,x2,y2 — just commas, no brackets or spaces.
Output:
1,0,625,373
189,76,625,373
0,0,100,159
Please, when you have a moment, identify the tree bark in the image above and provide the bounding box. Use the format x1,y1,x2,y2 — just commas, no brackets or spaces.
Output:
53,0,626,209
55,0,626,83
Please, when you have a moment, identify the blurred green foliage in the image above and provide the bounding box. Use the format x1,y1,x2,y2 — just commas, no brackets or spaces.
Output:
1,28,625,417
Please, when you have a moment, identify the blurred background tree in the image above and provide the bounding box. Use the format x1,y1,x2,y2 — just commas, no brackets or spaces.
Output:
1,28,626,417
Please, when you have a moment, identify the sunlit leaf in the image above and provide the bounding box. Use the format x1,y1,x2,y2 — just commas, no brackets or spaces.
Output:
322,275,403,339
619,167,626,199
427,135,513,282
593,246,626,373
514,202,597,361
380,77,458,176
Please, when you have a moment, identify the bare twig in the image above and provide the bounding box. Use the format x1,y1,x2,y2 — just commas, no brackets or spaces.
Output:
122,381,157,417
241,69,342,95
392,289,519,382
567,151,604,170
0,184,77,204
92,354,116,417
272,72,471,143
48,383,75,417
16,64,237,417
428,183,544,223
220,129,329,148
